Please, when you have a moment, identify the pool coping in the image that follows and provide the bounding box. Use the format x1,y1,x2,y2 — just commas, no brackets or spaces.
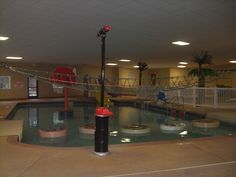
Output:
4,98,96,120
6,134,236,151
111,98,206,120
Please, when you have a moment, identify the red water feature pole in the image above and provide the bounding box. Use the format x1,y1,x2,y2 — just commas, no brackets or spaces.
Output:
64,87,68,112
50,67,76,113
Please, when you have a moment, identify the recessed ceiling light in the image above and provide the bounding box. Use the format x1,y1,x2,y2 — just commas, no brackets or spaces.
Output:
0,36,9,41
229,60,236,63
172,41,190,46
106,63,118,66
119,59,131,62
6,56,23,60
179,62,188,65
177,65,186,68
133,65,139,68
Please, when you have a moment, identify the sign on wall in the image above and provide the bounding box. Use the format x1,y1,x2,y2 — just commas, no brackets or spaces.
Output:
14,81,24,89
0,76,11,89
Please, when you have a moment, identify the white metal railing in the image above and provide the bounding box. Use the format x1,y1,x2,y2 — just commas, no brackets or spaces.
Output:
136,86,160,100
137,86,236,109
166,87,236,109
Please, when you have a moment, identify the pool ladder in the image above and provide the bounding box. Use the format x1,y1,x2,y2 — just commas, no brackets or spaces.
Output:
143,96,185,115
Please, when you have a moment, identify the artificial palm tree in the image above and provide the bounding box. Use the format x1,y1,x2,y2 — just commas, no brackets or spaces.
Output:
188,50,216,87
137,62,148,86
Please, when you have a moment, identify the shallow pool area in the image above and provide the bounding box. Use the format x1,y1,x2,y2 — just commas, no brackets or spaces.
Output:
9,102,236,147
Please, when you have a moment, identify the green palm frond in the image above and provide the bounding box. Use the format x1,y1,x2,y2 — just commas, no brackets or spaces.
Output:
193,50,212,65
137,62,148,71
188,68,199,76
188,68,218,77
202,68,218,76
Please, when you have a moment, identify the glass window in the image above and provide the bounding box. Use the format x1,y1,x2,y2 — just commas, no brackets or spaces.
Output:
28,77,38,98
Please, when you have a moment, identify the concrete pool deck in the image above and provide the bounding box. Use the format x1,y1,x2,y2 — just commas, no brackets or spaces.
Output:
0,98,236,177
0,120,23,140
1,136,236,177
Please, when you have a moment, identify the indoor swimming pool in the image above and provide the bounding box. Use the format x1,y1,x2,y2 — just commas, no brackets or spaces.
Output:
9,102,236,147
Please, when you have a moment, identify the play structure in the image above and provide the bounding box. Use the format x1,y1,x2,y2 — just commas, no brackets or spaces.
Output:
79,124,96,134
50,66,76,112
38,127,67,138
160,122,186,133
121,124,151,135
192,119,220,128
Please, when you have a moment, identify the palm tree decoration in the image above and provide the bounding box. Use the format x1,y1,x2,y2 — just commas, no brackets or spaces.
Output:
137,62,148,86
188,50,217,87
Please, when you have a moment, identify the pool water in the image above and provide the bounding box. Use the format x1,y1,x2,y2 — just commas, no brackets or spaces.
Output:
11,103,236,147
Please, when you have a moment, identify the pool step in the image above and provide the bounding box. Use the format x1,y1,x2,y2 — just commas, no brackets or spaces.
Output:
0,120,23,141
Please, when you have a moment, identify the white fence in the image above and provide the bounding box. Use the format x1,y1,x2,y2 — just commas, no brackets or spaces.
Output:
136,86,161,100
137,87,236,109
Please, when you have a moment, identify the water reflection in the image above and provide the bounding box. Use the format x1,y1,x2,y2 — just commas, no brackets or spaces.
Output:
10,104,236,147
28,108,38,128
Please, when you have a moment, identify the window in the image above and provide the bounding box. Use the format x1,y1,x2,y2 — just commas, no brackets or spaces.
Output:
28,77,38,98
0,76,11,89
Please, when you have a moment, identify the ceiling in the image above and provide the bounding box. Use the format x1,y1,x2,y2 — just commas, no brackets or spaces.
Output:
0,0,236,69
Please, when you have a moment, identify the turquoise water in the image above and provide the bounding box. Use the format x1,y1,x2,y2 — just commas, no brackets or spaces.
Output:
11,103,236,147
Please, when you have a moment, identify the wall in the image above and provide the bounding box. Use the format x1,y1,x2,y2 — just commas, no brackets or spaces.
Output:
0,67,28,100
187,64,236,88
0,62,119,100
169,68,190,88
212,64,236,87
1,61,236,100
118,67,157,86
77,64,119,82
148,68,170,88
213,73,236,88
77,64,119,97
170,68,188,77
118,67,139,87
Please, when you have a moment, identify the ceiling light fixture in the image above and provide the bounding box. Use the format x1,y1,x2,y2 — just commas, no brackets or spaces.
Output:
133,65,139,68
177,65,186,68
106,63,118,66
0,36,9,41
172,41,190,46
229,60,236,63
119,59,131,62
178,62,188,65
6,56,23,60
